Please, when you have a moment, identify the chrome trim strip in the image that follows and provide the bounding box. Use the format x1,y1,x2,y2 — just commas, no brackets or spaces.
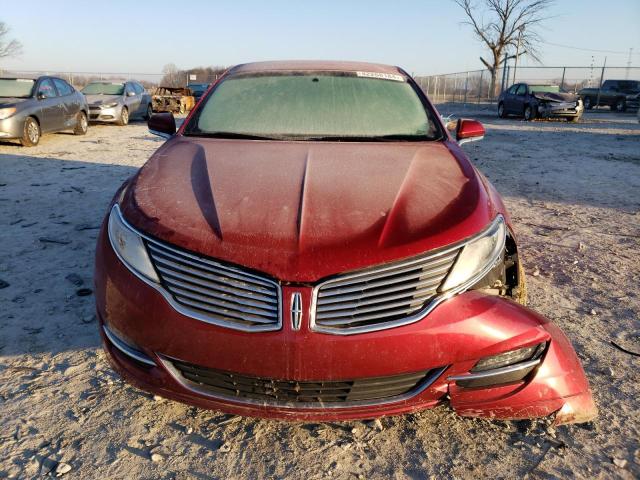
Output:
446,358,541,382
458,135,484,146
102,325,156,366
159,356,448,410
108,205,283,332
310,215,505,335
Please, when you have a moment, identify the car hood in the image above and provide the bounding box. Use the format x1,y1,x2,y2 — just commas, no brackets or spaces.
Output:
0,97,28,107
533,91,578,103
121,137,495,282
84,94,122,105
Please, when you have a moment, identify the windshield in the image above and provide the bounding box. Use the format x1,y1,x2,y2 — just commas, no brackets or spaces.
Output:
530,85,561,93
0,79,35,98
82,82,125,95
185,73,440,141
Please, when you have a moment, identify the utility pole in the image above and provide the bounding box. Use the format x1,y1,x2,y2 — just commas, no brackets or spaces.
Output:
626,48,633,79
512,26,524,85
595,56,607,109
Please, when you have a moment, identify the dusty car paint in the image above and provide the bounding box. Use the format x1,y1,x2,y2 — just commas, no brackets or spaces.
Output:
95,61,595,423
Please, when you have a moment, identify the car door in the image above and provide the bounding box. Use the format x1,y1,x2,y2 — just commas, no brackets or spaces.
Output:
133,83,148,116
124,82,142,117
512,84,528,115
52,78,79,128
503,84,519,113
35,78,64,132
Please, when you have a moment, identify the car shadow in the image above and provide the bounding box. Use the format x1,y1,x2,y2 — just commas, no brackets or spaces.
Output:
0,154,138,356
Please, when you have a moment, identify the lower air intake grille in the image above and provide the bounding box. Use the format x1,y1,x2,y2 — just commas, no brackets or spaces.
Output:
313,246,461,334
171,359,441,405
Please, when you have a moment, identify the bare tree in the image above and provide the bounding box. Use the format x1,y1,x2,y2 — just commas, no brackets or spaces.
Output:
453,0,553,97
161,63,181,87
0,21,22,60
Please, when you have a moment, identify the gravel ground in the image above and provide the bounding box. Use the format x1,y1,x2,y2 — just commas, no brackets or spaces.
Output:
0,111,639,479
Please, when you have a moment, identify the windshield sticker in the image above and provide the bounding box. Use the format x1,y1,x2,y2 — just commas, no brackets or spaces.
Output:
356,71,405,82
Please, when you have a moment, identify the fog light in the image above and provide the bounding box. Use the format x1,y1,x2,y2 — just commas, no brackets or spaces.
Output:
472,343,546,372
448,342,547,389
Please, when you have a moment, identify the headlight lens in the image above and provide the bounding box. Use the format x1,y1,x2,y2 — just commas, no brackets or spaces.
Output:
0,107,16,120
101,102,119,109
440,215,506,292
108,204,159,282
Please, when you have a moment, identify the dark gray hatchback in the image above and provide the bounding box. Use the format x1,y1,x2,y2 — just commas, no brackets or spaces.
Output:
0,76,89,146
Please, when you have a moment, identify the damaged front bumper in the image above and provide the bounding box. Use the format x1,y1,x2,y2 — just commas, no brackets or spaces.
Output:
537,100,584,118
96,227,596,424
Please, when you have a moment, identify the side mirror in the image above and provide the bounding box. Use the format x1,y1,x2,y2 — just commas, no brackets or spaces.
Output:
148,112,176,139
37,93,47,100
456,119,485,146
127,91,136,97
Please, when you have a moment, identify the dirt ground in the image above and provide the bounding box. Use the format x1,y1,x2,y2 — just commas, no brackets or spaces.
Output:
1,110,639,480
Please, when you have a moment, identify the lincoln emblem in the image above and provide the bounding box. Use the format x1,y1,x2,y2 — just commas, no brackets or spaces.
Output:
291,292,303,330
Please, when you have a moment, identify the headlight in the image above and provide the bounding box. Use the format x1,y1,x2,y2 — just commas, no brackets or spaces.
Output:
108,204,159,282
440,215,506,292
0,107,16,120
101,102,119,109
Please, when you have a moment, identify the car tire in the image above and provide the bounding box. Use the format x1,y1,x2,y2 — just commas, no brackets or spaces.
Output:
116,106,129,126
615,98,626,112
73,111,88,135
21,117,41,147
498,102,506,118
523,104,536,121
583,96,593,109
144,103,153,120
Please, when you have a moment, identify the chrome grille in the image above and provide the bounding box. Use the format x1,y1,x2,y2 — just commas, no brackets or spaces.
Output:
145,238,281,331
312,247,461,334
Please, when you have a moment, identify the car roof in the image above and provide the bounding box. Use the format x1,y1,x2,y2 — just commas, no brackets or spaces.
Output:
227,60,406,76
0,77,37,81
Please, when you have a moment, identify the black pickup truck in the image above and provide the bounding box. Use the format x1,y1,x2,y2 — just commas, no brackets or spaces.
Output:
578,80,640,111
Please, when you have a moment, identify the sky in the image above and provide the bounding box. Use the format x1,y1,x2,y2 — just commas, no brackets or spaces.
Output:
1,0,639,76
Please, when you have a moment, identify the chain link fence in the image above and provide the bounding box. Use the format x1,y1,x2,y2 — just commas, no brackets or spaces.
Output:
415,65,640,105
2,65,639,106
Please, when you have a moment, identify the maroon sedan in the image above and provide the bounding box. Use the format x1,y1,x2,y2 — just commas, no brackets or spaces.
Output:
95,61,596,424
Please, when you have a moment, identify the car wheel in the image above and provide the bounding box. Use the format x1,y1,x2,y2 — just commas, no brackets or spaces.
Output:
523,105,536,121
144,103,153,120
583,96,593,109
117,106,129,126
21,117,41,147
73,111,88,135
498,102,506,118
615,98,626,112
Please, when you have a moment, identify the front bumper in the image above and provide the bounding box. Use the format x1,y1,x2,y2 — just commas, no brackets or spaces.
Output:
95,225,596,423
89,105,121,122
0,116,24,139
538,102,583,118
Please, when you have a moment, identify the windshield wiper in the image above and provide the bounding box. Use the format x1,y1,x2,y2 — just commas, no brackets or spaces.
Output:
186,131,281,140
